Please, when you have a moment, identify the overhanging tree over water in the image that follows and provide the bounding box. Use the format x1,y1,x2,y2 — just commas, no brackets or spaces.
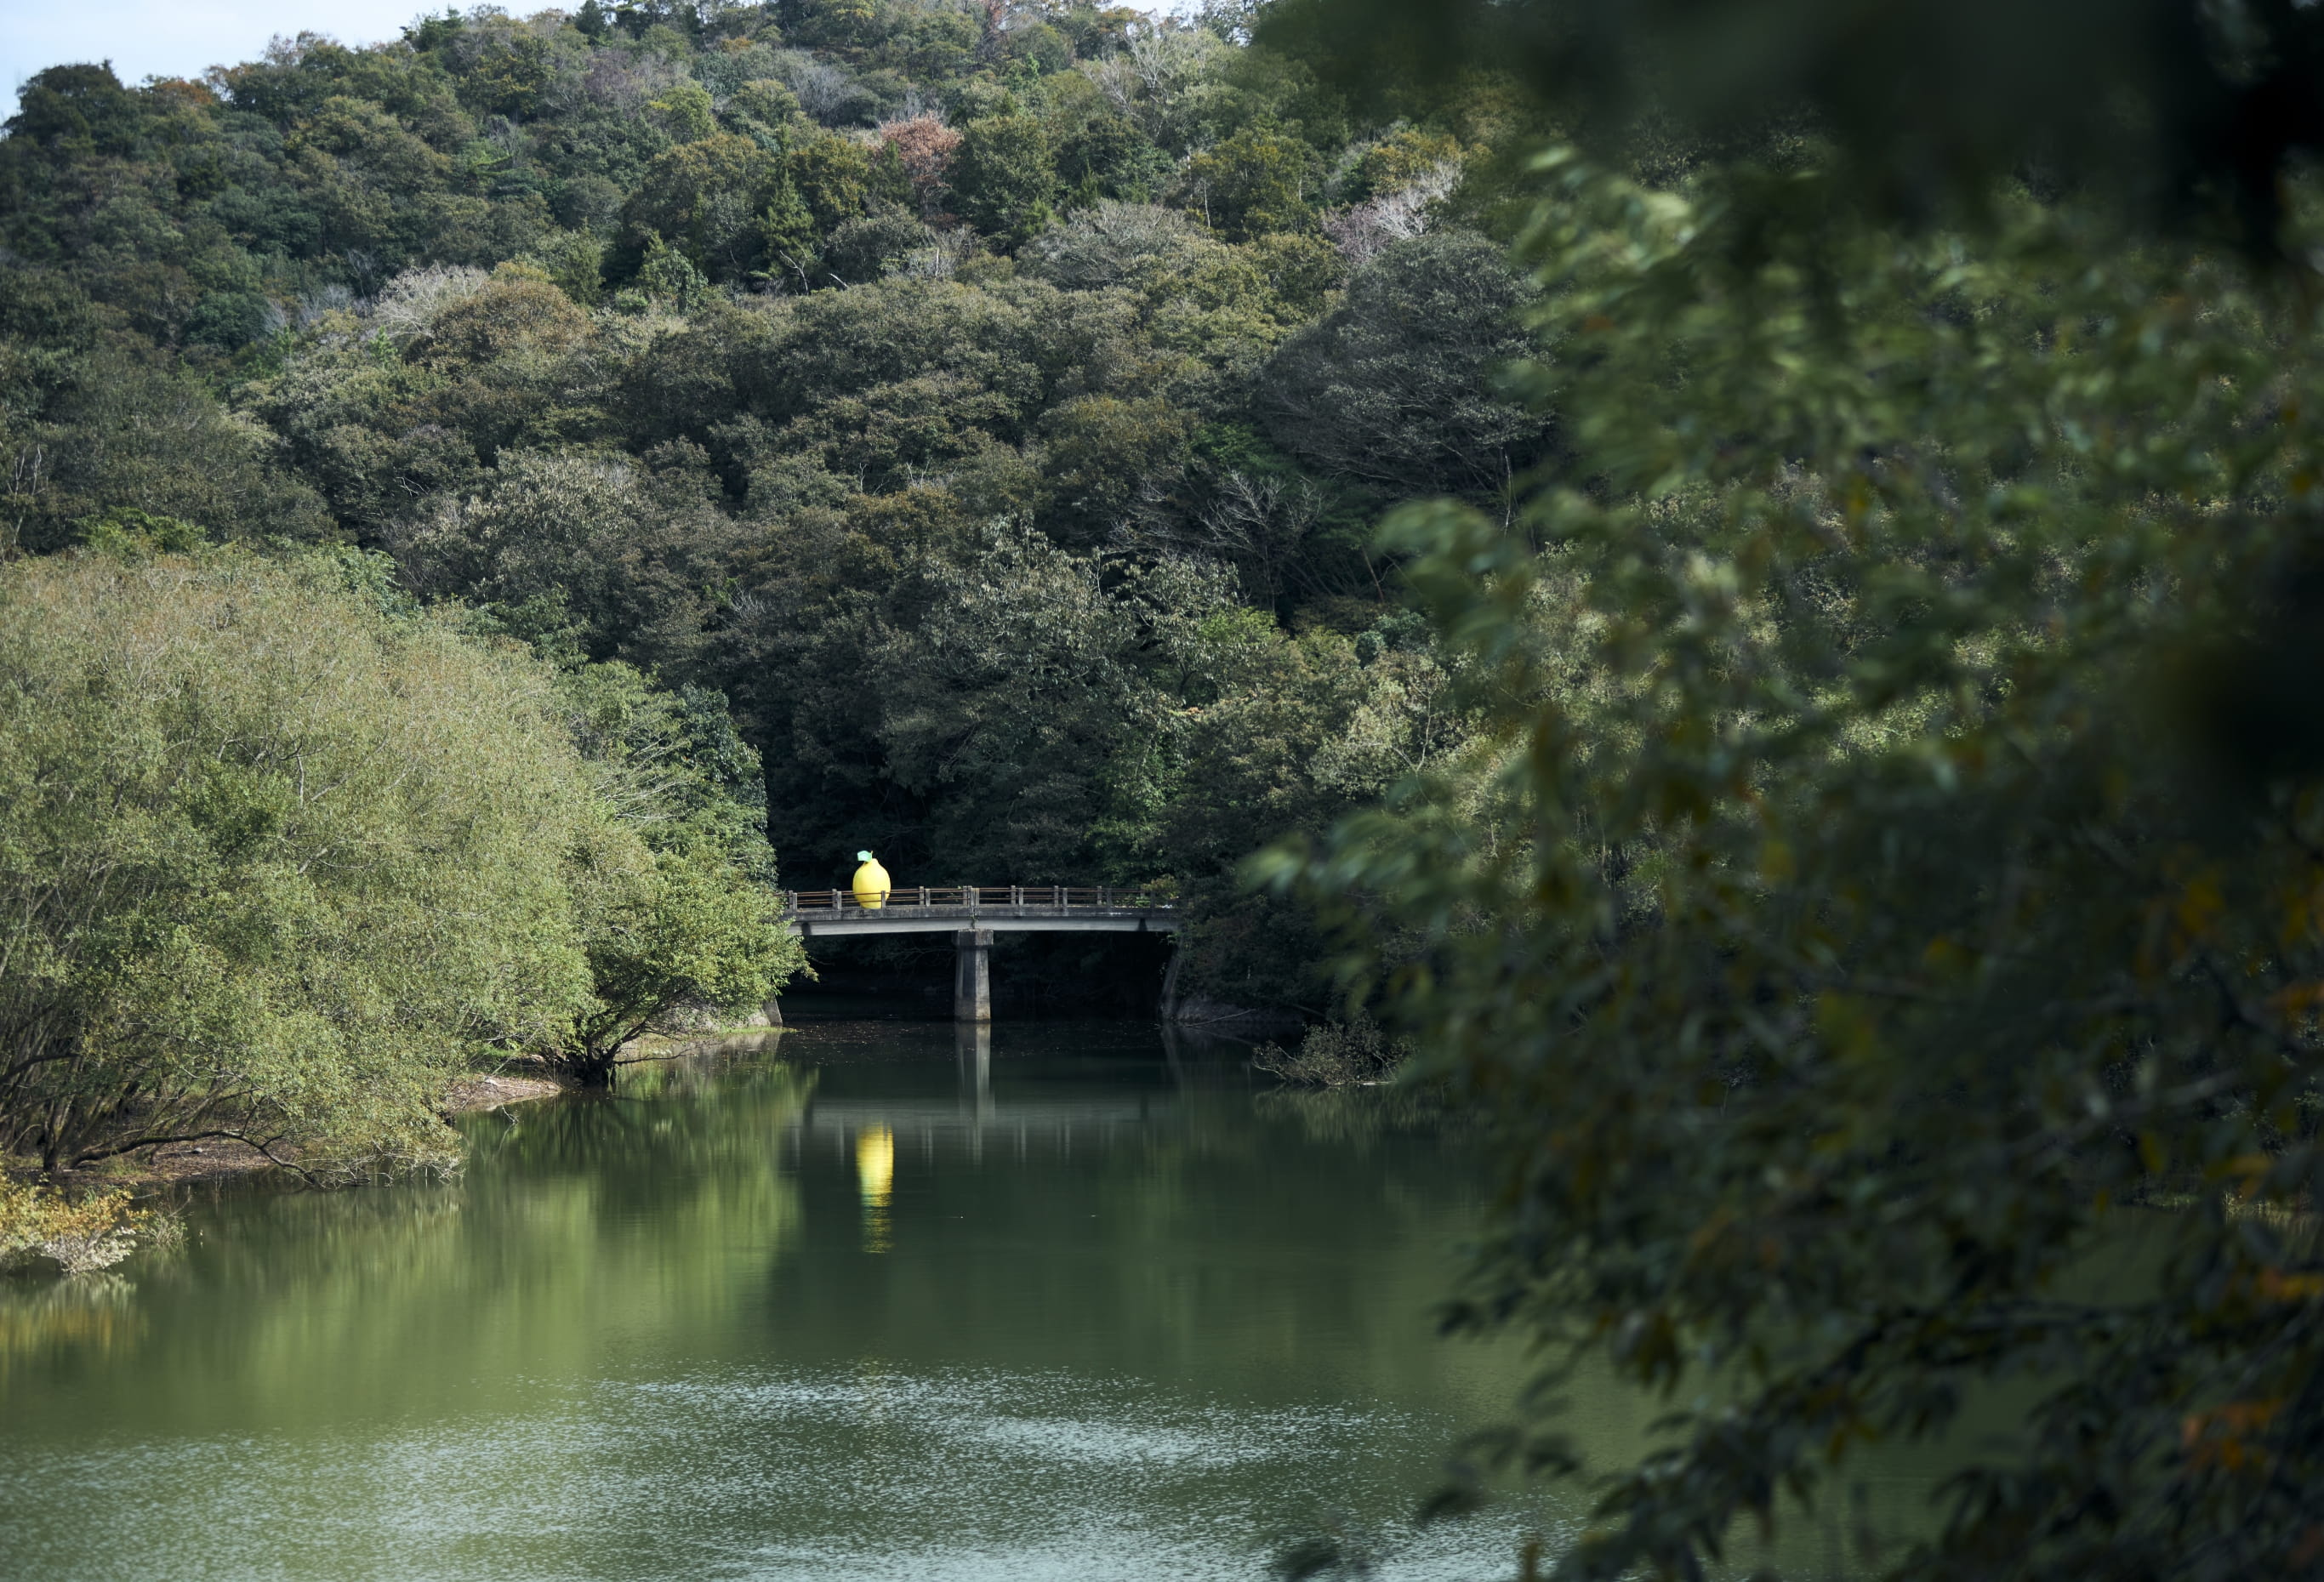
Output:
0,543,803,1172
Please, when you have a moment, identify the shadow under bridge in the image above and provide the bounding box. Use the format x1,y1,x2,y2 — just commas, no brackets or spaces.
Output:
781,886,1182,1022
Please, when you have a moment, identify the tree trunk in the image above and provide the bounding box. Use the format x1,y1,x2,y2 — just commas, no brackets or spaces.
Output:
567,1053,618,1088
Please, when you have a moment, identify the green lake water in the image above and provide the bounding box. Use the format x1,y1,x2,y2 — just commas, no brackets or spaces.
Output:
0,1021,1945,1581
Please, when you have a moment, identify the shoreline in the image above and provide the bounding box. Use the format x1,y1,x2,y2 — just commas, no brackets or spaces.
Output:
18,1027,798,1193
12,1068,575,1194
20,1031,787,1193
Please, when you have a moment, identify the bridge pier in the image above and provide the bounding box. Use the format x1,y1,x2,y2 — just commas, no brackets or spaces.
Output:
954,929,993,1022
783,891,1176,1021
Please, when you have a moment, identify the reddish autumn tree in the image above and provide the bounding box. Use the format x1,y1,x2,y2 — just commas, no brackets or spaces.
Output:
878,114,965,219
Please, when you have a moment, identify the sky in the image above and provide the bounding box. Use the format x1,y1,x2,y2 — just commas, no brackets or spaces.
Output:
2,0,432,105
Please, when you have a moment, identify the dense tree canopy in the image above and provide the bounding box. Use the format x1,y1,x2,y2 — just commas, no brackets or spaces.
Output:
0,543,798,1173
1,0,1537,1010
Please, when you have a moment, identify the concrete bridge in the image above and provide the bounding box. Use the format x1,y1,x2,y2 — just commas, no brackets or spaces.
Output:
781,886,1179,1022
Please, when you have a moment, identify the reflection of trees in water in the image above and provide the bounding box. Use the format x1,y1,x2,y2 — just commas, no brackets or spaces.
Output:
1250,1087,1469,1155
479,1056,817,1186
9,1058,820,1420
748,1076,1496,1403
0,1273,140,1379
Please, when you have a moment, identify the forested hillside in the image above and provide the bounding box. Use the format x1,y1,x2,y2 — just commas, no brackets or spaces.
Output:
0,0,1548,1009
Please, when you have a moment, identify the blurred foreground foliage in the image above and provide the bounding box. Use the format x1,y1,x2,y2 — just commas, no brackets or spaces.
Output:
1267,6,2324,1577
1260,0,2324,252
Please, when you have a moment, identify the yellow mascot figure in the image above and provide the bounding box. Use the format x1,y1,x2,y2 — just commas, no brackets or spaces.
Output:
851,850,891,910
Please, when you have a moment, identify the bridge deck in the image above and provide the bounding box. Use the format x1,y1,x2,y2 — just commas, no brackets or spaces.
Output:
783,885,1178,937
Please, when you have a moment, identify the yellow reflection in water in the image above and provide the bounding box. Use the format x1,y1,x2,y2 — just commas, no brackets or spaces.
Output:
856,1125,895,1254
850,1129,892,1254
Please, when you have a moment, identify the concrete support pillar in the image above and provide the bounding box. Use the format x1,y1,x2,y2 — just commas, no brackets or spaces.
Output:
954,928,993,1022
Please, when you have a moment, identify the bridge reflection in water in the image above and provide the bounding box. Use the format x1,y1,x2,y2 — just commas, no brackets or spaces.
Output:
795,1025,1198,1185
782,888,1181,1022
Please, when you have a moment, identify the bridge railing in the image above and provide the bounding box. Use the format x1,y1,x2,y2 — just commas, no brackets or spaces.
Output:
782,885,1175,915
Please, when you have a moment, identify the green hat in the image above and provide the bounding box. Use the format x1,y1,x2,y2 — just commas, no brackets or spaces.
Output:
857,850,874,861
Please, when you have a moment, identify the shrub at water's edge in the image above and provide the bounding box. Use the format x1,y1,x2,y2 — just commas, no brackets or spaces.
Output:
0,544,801,1178
1251,1012,1408,1088
0,1177,165,1275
